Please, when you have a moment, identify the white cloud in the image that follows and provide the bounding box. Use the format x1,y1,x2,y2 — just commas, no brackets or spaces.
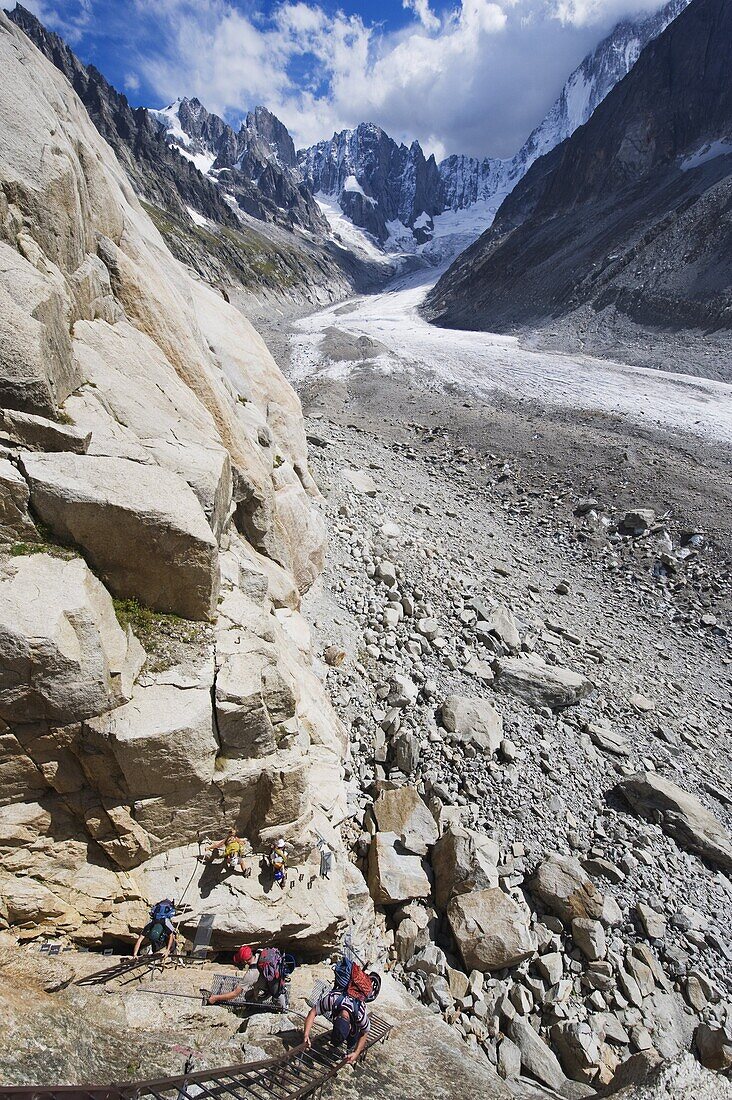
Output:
549,0,667,26
403,0,440,33
123,0,672,158
17,0,93,44
124,71,140,92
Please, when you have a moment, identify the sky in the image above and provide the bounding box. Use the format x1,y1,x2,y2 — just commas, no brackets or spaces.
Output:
15,0,670,159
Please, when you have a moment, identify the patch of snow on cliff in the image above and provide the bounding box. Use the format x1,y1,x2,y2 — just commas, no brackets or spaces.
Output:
150,100,190,146
315,192,389,263
186,206,209,227
563,71,594,134
680,140,732,171
343,174,364,195
177,147,217,174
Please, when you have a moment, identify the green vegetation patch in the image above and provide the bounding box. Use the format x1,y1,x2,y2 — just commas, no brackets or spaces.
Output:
112,597,208,672
7,524,78,561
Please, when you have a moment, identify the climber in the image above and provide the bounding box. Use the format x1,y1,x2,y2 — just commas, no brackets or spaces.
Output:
206,945,293,1010
133,899,176,958
303,989,371,1064
269,838,288,888
206,946,259,1005
205,828,249,874
317,834,333,879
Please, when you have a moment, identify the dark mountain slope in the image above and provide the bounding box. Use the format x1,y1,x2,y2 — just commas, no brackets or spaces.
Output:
424,0,732,354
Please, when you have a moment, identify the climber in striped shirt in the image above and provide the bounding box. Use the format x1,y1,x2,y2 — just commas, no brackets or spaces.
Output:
302,990,371,1064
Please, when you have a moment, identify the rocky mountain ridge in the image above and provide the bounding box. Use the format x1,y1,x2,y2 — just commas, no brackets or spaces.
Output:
6,4,386,312
8,0,692,267
298,124,442,244
149,97,327,235
423,0,732,358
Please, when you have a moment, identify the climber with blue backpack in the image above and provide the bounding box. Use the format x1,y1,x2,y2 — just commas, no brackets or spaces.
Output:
133,899,176,959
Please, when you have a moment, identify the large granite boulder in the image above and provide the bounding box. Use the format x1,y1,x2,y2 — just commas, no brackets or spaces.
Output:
215,646,297,759
70,319,232,538
531,853,605,924
618,772,732,870
368,832,432,905
441,695,503,753
495,656,593,709
372,786,439,856
87,682,217,798
507,1018,567,1092
0,243,81,417
432,823,499,910
0,407,90,453
447,888,536,971
0,458,37,543
21,452,220,620
0,554,143,725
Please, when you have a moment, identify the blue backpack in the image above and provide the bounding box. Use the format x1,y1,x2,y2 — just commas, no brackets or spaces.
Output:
150,899,175,922
333,957,352,991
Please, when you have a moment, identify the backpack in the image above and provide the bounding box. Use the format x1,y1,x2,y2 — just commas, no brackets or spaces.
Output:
258,947,282,984
147,920,169,949
346,963,374,1002
333,957,352,991
150,899,175,922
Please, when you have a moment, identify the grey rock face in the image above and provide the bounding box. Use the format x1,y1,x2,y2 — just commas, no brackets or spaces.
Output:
21,453,220,620
507,1017,567,1091
431,824,499,910
152,98,326,234
494,656,593,710
298,124,442,242
447,888,537,972
441,694,503,753
531,853,606,924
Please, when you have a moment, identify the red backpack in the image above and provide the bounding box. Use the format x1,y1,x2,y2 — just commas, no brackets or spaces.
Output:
346,962,373,1001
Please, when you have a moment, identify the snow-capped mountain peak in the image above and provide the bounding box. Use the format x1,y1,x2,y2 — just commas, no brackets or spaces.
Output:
298,0,691,259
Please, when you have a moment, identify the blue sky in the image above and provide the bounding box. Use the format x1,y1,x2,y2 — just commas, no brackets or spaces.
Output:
15,0,669,158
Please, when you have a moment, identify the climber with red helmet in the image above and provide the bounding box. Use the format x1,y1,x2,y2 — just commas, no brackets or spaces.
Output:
205,945,294,1010
206,945,258,1005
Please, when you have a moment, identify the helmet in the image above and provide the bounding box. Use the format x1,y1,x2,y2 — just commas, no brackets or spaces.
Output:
234,945,253,966
276,838,286,848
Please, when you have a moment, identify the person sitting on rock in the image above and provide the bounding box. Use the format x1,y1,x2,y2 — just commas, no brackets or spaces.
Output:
303,990,371,1065
206,828,249,874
